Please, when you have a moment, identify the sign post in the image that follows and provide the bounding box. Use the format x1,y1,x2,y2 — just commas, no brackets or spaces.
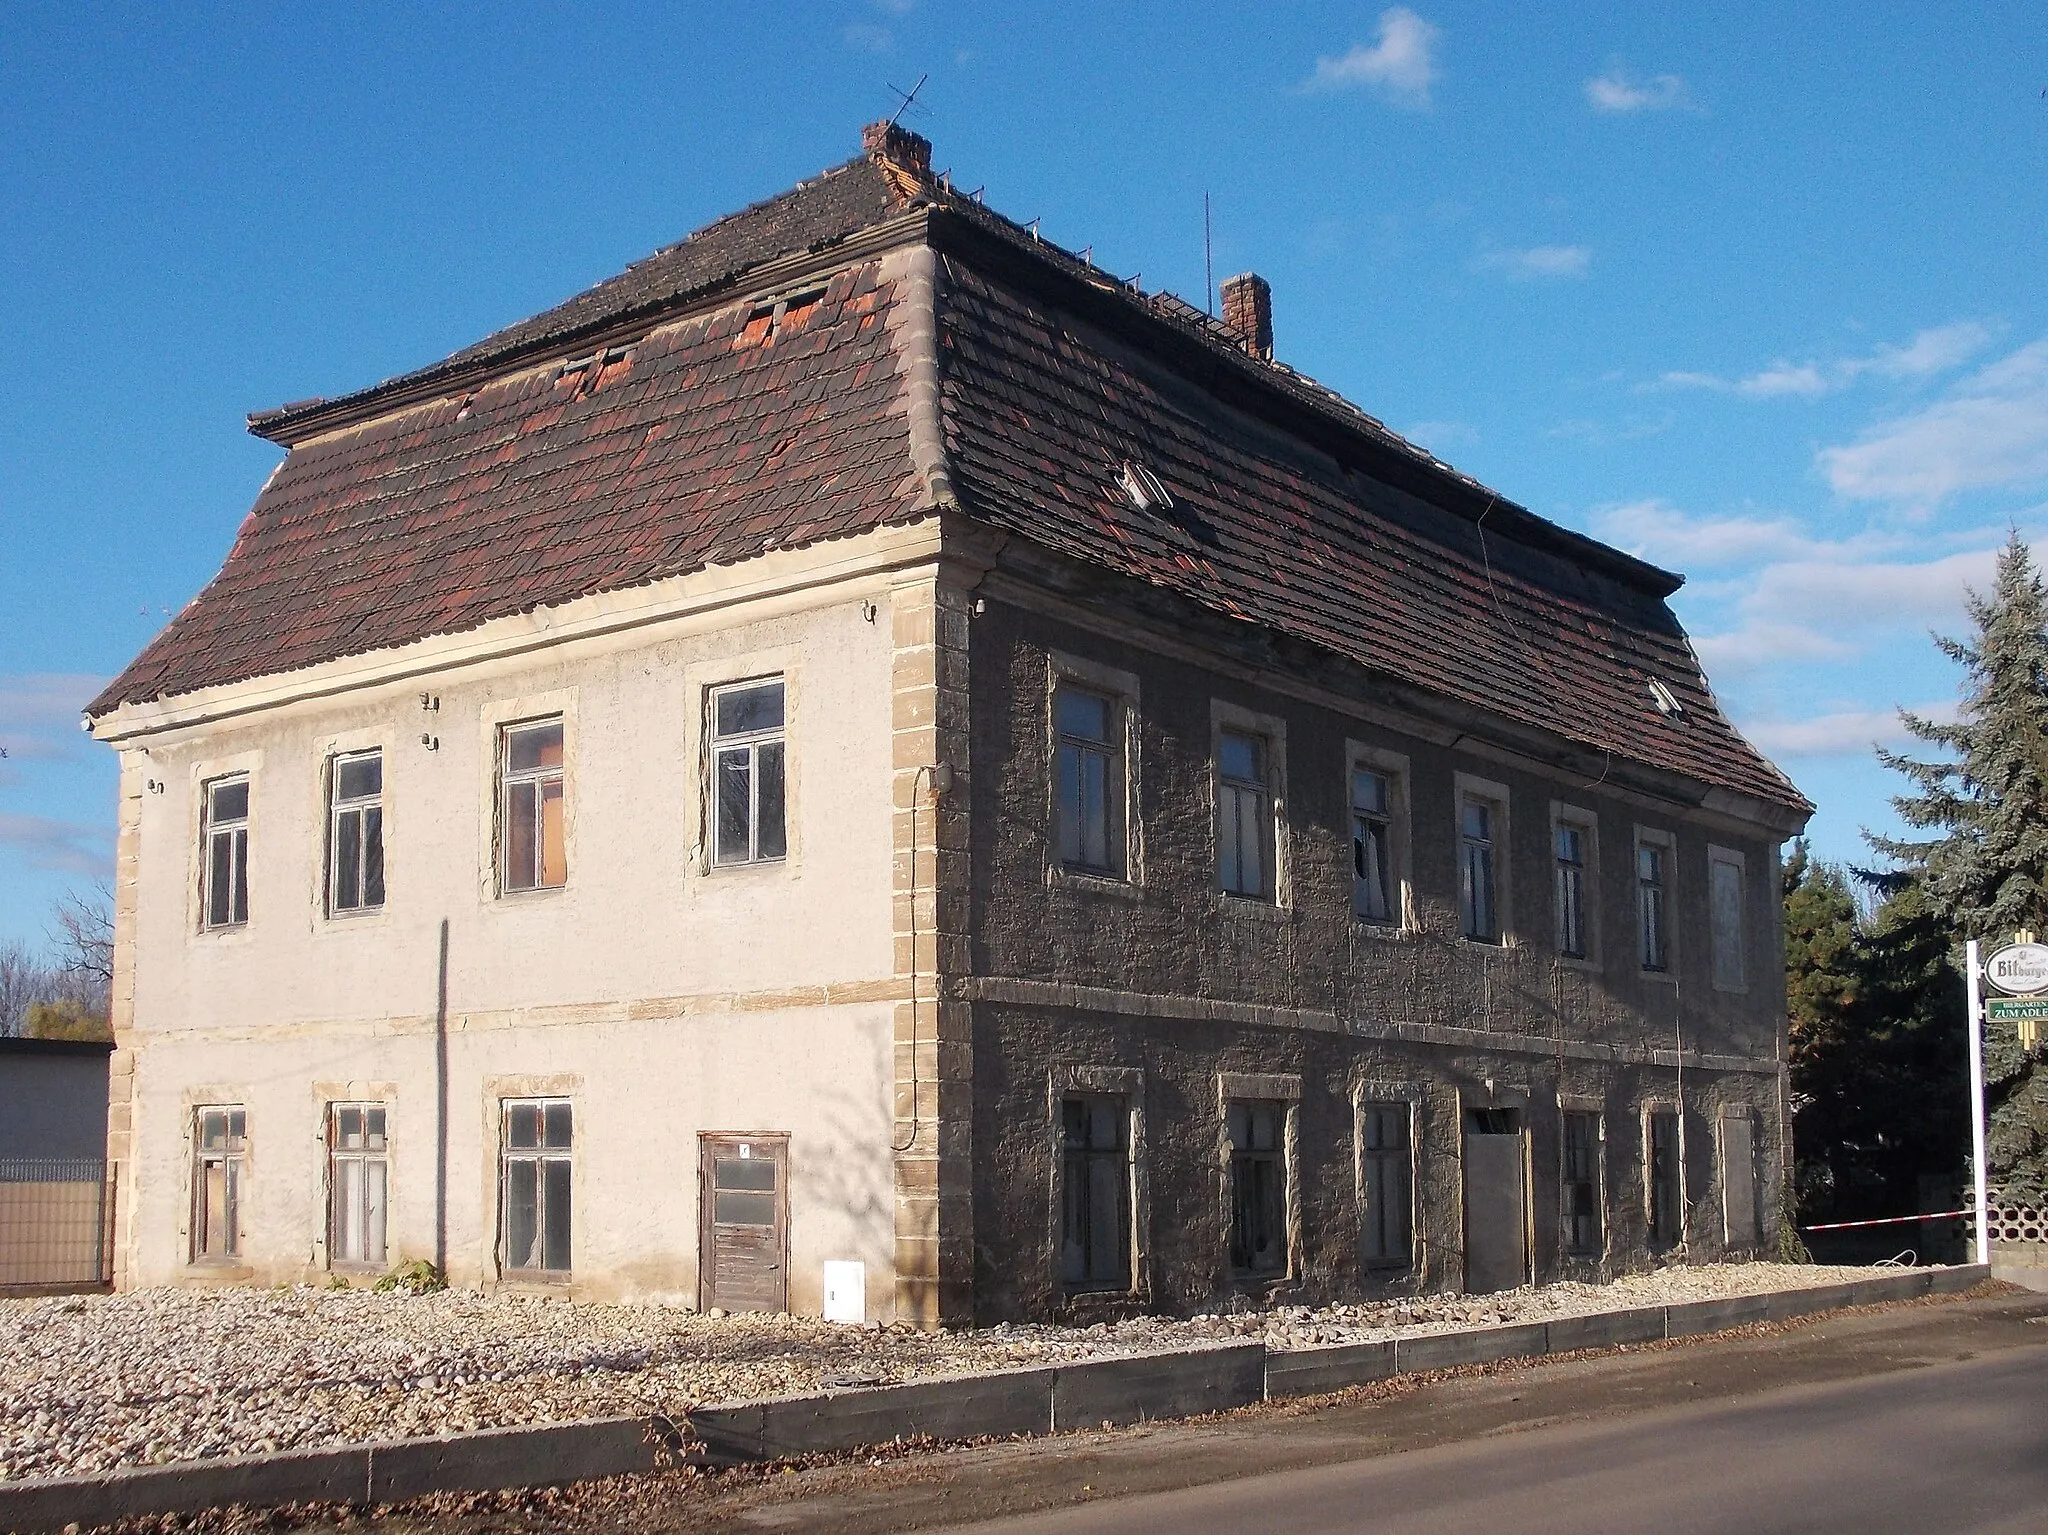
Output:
1971,935,2048,1268
1965,940,1991,1266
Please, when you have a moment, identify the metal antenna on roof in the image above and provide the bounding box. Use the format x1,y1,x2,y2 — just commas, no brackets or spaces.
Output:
885,73,929,129
1204,191,1214,316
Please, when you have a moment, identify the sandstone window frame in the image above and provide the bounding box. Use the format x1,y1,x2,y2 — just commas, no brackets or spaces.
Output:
1211,701,1289,910
1353,1084,1419,1272
1347,743,1413,931
1550,802,1599,968
707,675,789,868
200,773,252,931
325,1101,389,1272
1708,843,1748,994
190,1104,247,1263
325,748,386,918
1634,825,1677,980
1454,771,1512,946
1046,1066,1148,1304
1045,651,1141,890
1218,1072,1301,1285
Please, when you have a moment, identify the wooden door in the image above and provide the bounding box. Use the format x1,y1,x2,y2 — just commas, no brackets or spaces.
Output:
1463,1108,1529,1294
698,1134,788,1314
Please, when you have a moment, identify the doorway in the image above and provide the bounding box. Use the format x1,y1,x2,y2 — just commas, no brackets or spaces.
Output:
698,1133,789,1314
1463,1106,1529,1293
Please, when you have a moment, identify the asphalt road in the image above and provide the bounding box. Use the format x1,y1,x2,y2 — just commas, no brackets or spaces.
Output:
943,1347,2048,1535
234,1291,2048,1535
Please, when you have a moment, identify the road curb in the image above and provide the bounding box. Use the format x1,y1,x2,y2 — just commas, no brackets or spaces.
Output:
0,1265,1992,1531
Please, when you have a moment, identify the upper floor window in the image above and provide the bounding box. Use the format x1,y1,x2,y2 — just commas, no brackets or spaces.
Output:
1055,686,1123,876
711,678,786,866
328,750,385,916
1352,769,1395,924
1555,821,1589,959
500,719,566,893
1458,796,1501,943
1217,730,1272,900
1638,840,1671,972
1709,850,1746,991
202,776,251,929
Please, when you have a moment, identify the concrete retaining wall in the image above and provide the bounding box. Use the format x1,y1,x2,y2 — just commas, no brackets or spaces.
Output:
0,1266,1991,1531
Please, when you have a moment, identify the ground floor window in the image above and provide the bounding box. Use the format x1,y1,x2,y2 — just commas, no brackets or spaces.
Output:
1648,1110,1682,1248
1359,1101,1412,1268
1060,1095,1131,1291
1227,1100,1288,1278
327,1103,388,1269
502,1098,572,1275
1562,1111,1603,1256
191,1106,246,1261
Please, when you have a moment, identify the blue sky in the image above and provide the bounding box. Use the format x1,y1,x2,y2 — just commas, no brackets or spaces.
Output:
3,2,2045,948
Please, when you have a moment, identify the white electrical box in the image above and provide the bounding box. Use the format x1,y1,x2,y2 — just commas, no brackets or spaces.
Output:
822,1260,865,1324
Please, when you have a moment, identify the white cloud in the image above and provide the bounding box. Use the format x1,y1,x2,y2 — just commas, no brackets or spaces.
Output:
1691,544,2001,679
1402,419,1477,453
0,812,110,877
1595,500,1828,568
1740,702,1956,758
0,673,105,765
1475,244,1590,281
1303,8,1439,107
1585,69,1690,114
1657,322,1995,401
1820,337,2048,507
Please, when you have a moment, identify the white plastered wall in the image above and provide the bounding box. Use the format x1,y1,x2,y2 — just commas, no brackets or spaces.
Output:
112,536,919,1317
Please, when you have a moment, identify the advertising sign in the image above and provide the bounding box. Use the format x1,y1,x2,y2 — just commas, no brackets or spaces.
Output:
1983,941,2048,996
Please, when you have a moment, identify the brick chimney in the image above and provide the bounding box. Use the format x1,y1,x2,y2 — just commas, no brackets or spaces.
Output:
1220,272,1273,360
862,120,933,185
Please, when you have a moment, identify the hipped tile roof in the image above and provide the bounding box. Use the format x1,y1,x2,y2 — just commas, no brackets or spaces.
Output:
93,130,1806,819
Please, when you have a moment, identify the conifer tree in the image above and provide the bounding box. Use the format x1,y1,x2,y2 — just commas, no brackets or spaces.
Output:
1870,531,2048,1196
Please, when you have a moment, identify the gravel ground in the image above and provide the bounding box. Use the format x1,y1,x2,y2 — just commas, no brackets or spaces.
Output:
0,1262,1908,1482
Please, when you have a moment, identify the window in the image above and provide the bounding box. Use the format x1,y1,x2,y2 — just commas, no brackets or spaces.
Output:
1648,1110,1682,1248
1458,796,1500,942
1060,1096,1132,1291
1226,1100,1288,1277
710,679,786,866
1562,1111,1602,1256
327,751,385,915
191,1106,246,1260
327,1103,388,1268
1555,822,1589,959
202,776,250,929
1055,687,1123,875
1710,851,1746,991
500,719,566,893
1352,769,1395,924
501,1099,572,1274
1637,840,1670,972
1359,1101,1413,1268
1217,730,1272,900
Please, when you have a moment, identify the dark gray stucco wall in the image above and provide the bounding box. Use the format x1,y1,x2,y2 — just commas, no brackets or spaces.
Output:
964,593,1789,1322
0,1045,112,1161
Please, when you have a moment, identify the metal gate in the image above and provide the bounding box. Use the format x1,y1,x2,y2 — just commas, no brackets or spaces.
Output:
0,1158,114,1292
